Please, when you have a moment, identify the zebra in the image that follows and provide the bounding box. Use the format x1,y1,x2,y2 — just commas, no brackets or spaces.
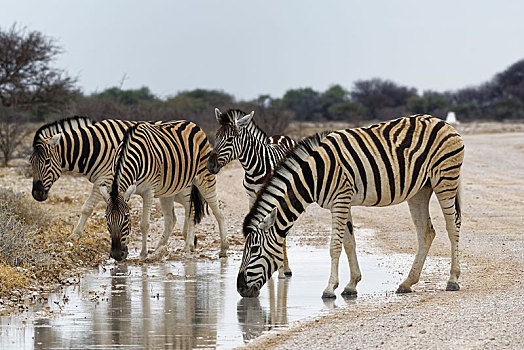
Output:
237,115,464,298
30,116,215,257
206,108,296,277
100,120,228,261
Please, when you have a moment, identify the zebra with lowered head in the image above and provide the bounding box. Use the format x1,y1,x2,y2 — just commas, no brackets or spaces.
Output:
206,108,296,277
237,115,464,298
30,116,213,258
100,120,228,261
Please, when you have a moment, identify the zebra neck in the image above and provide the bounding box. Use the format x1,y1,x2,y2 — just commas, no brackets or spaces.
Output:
248,159,317,238
237,123,270,175
243,121,268,144
59,131,90,174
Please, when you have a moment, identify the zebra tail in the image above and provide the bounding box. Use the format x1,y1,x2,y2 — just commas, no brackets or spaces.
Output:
190,184,208,225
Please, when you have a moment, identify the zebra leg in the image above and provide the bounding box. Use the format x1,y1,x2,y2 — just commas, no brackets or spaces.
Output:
322,208,348,298
282,240,292,277
342,212,361,296
434,182,462,291
397,185,435,293
139,190,153,260
195,174,228,257
174,188,191,241
155,196,176,251
68,183,103,241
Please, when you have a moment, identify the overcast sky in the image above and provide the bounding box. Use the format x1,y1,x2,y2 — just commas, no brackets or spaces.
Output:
2,1,523,100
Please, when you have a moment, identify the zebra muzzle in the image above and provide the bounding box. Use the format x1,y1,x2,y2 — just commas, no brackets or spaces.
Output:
206,152,222,175
32,181,48,201
237,272,260,298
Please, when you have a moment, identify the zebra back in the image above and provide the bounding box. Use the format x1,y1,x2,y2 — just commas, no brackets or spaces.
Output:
110,120,211,198
244,115,464,233
33,116,93,146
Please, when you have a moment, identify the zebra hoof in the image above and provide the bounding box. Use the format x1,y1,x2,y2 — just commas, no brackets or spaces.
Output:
321,292,336,299
218,250,227,258
67,232,81,241
446,282,460,291
194,235,198,247
396,286,412,294
284,270,293,277
341,289,357,296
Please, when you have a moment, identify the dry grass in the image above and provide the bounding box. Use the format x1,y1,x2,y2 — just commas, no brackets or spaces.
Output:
0,188,109,300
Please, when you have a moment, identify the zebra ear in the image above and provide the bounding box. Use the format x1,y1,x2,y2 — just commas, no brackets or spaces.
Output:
124,185,136,202
215,108,222,124
99,185,110,202
236,111,254,129
48,134,62,148
258,207,278,231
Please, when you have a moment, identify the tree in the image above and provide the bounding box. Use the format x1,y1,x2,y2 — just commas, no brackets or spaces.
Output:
407,91,450,116
0,24,78,166
494,59,524,102
350,78,417,119
281,88,320,120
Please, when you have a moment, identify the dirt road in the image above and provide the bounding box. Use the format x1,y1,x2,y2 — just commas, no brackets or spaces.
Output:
240,132,524,349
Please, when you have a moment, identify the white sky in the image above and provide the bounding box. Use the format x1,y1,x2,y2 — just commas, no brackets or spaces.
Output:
2,0,523,100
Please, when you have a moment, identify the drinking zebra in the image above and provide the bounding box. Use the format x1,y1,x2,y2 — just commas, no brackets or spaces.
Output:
206,108,296,277
237,115,464,298
100,120,228,261
30,116,217,257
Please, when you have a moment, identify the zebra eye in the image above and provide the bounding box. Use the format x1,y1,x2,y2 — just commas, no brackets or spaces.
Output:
226,137,234,142
250,245,260,255
44,158,51,165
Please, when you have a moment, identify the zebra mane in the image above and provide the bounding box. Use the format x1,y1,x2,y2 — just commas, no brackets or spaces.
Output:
217,109,246,126
218,108,268,141
110,123,141,200
242,130,332,236
33,116,93,146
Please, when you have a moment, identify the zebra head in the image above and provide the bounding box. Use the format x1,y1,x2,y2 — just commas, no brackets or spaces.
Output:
30,134,63,201
238,208,283,298
207,108,254,174
100,185,136,261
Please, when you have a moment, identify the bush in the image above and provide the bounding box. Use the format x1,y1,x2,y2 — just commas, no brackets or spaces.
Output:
0,188,50,266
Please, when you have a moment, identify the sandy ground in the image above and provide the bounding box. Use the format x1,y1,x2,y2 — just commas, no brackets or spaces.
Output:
1,129,523,348
241,132,524,349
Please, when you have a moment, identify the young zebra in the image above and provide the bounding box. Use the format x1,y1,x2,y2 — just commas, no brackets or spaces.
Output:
237,115,464,298
206,108,296,277
30,116,211,256
100,121,228,261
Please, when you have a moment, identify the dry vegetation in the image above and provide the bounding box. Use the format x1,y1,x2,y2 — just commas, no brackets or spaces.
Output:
0,185,108,311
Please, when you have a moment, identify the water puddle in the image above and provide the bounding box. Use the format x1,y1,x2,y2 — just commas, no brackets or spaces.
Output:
1,242,408,349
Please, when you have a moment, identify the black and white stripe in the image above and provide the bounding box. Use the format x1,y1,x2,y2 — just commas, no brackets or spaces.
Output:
207,108,297,276
100,121,227,261
30,117,222,257
237,115,464,298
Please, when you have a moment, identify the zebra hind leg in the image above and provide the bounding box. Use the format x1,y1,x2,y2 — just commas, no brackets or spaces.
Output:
194,174,228,257
397,184,435,293
434,180,462,291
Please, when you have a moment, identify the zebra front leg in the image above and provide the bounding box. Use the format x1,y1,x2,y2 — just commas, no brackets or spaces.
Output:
68,183,103,241
154,196,176,257
322,209,347,298
139,190,153,260
397,185,435,293
341,213,361,296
